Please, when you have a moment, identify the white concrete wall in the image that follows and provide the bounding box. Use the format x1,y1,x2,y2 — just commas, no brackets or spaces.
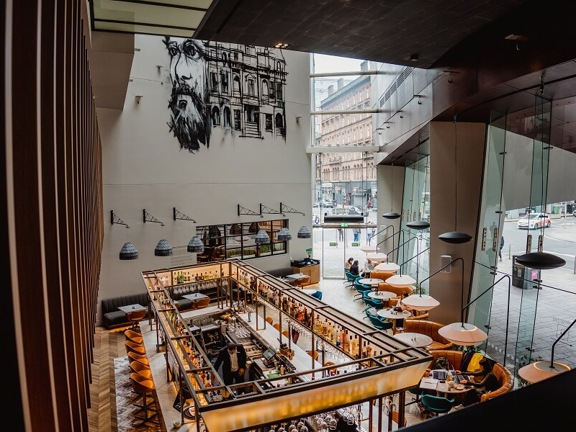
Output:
96,35,312,323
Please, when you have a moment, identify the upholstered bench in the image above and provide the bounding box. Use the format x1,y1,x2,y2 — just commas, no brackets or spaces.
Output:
403,319,454,351
101,292,149,329
428,349,514,402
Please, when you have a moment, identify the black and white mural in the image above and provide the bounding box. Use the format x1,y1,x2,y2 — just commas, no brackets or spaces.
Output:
164,38,288,153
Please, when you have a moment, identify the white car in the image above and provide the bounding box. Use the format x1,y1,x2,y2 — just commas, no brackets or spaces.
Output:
517,213,551,229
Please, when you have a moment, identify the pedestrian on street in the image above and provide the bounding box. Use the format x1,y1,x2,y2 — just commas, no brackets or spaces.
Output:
499,236,504,261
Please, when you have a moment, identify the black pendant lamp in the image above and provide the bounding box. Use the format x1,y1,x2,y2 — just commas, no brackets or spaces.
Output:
439,116,472,244
516,252,565,270
383,162,401,220
407,157,430,230
514,92,564,270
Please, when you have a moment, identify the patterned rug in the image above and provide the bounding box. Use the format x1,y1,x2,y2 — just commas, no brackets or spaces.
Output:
114,356,165,431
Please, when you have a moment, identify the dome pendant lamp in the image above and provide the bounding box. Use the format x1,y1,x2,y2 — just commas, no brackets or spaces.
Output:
439,116,472,244
382,162,401,220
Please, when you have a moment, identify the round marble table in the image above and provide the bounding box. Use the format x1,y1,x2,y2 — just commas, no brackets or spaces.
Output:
394,332,432,348
358,278,383,287
377,308,412,334
367,291,396,300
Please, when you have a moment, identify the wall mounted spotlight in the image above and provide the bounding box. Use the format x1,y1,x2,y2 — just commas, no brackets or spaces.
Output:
135,95,143,104
173,207,196,223
143,209,164,226
111,210,129,228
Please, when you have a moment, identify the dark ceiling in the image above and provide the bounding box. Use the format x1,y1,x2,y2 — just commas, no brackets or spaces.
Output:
197,0,528,69
197,0,576,159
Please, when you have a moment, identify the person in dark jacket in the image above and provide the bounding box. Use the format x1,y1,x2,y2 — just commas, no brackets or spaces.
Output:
214,342,248,387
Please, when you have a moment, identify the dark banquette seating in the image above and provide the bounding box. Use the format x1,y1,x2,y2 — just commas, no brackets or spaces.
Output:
101,293,149,330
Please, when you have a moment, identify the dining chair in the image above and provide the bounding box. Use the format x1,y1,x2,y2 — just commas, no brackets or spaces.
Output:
420,393,456,416
368,315,393,331
363,293,385,309
126,308,147,329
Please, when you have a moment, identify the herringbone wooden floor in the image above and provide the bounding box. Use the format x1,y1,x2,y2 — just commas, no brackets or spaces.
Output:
88,326,166,432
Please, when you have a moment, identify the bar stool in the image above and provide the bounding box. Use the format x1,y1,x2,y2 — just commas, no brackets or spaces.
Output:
124,328,144,344
125,340,146,356
130,360,153,379
129,372,158,426
127,351,150,366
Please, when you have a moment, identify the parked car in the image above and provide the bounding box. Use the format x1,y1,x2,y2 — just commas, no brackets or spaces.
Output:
517,213,551,229
573,210,576,217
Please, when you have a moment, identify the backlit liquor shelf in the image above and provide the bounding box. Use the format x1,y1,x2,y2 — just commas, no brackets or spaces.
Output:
142,260,432,432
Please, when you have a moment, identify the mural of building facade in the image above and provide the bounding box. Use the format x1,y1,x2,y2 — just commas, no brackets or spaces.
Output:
164,37,288,153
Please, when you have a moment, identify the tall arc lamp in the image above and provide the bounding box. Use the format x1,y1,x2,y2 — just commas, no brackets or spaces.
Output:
399,252,457,312
518,318,574,384
384,235,418,288
439,273,512,355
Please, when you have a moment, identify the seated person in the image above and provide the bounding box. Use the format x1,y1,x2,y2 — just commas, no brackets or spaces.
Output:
345,257,354,271
460,357,500,406
364,259,374,276
349,260,361,277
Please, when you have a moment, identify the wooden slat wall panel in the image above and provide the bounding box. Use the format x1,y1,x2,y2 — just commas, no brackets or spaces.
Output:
5,0,104,430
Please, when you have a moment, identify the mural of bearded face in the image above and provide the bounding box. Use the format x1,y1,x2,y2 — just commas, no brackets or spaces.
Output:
164,37,210,153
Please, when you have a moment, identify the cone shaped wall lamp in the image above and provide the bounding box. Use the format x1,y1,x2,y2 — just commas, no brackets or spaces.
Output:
187,235,204,253
119,242,138,260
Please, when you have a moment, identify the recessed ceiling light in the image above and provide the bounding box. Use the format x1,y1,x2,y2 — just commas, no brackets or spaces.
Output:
505,34,527,42
274,42,289,49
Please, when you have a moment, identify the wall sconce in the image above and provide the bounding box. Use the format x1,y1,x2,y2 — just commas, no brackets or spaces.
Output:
119,242,138,260
187,235,204,253
173,207,196,223
154,239,173,256
260,204,282,215
111,210,129,228
238,204,262,217
296,116,301,124
143,209,164,226
281,203,305,216
135,95,143,104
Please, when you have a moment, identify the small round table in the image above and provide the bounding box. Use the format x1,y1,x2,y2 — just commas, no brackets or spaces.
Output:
358,278,383,287
377,308,412,334
394,332,432,348
366,252,388,263
367,291,396,300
